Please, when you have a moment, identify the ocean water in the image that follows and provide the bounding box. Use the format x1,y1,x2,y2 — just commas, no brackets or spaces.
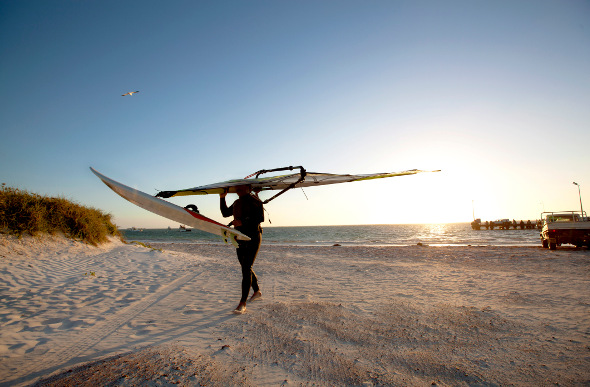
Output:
122,223,542,247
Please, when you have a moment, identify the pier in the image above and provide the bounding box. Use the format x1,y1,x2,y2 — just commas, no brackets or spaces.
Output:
471,218,542,230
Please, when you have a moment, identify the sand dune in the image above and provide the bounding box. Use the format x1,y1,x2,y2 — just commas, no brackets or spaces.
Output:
0,235,588,386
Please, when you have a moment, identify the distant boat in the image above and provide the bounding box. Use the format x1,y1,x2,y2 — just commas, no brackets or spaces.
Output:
179,225,192,232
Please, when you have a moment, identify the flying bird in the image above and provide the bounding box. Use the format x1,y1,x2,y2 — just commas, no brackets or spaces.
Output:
122,91,139,96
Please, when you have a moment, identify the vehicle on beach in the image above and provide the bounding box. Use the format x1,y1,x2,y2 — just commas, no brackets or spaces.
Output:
540,211,590,250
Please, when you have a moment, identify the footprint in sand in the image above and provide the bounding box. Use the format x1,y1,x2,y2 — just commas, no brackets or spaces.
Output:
182,308,203,315
146,284,161,293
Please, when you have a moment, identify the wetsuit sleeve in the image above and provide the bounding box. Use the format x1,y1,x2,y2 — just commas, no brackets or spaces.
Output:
220,197,233,218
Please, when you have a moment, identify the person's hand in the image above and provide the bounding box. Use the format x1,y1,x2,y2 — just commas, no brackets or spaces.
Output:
232,219,242,227
220,189,227,198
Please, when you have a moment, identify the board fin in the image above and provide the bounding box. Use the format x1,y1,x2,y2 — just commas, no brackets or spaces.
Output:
222,230,239,248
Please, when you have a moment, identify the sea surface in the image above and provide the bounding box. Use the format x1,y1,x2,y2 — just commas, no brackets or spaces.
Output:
122,223,542,247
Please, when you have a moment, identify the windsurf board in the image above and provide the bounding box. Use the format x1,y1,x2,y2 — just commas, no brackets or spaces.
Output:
90,167,250,245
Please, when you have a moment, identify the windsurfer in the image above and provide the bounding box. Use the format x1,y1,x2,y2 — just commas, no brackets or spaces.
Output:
220,185,264,314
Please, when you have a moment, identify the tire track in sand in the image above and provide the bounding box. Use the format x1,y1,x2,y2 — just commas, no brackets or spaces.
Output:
1,270,202,387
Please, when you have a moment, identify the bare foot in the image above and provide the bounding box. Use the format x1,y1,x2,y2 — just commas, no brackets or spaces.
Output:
249,291,262,302
233,302,247,314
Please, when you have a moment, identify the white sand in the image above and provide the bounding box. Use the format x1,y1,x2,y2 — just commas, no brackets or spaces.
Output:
0,234,589,386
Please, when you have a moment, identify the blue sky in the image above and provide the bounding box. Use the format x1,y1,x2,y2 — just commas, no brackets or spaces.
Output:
1,0,589,228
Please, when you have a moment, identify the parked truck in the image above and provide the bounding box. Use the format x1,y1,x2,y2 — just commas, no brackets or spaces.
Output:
540,211,590,250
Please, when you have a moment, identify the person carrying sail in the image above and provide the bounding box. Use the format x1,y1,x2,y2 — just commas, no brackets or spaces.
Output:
220,184,264,314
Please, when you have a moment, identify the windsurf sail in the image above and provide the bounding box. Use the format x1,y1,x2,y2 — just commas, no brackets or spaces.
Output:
156,167,440,203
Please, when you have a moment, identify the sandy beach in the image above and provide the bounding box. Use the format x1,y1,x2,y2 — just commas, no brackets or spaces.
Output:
0,234,589,386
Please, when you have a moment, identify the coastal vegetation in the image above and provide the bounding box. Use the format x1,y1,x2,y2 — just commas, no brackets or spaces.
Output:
0,183,120,245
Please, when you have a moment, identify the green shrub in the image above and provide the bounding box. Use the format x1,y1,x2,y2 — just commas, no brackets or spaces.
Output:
0,184,120,245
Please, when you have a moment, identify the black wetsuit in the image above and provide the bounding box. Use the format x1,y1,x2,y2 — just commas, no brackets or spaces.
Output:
220,194,264,303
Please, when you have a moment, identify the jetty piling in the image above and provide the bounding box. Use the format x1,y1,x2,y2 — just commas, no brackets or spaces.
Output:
470,218,542,230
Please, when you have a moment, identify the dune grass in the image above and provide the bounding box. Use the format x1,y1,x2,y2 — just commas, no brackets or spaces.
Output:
0,183,120,245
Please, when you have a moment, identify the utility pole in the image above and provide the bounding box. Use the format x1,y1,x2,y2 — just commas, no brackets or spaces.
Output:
573,182,584,217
